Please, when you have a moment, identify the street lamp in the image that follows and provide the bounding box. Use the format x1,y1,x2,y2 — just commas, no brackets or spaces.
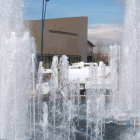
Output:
40,0,50,62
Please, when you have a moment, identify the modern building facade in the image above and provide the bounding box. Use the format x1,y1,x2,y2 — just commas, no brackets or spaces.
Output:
87,40,96,62
25,17,94,68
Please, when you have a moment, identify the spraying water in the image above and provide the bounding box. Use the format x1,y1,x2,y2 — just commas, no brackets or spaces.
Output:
1,0,140,139
109,0,140,138
119,0,140,112
0,0,36,139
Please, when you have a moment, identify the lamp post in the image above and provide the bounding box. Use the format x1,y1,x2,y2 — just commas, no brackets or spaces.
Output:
40,0,50,62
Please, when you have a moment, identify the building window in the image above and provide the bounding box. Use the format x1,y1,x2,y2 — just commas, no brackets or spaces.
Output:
93,56,96,62
87,56,92,63
37,54,81,69
67,55,81,64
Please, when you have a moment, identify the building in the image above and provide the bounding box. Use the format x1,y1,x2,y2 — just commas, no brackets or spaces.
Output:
25,17,95,68
87,40,96,62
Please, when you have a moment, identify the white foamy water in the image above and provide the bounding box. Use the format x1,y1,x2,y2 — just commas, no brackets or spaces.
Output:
0,0,36,139
1,0,140,139
119,0,140,112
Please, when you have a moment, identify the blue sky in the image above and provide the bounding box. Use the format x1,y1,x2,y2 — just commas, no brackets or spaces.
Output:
25,0,125,50
25,0,125,24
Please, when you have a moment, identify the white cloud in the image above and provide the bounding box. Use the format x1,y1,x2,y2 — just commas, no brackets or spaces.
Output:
88,23,123,51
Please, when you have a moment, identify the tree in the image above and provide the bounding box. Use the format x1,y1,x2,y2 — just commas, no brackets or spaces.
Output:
94,40,109,65
95,40,104,62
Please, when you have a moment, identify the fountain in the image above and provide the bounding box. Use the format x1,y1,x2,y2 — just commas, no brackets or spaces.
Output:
107,0,140,138
119,0,140,113
0,0,140,139
0,0,36,139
